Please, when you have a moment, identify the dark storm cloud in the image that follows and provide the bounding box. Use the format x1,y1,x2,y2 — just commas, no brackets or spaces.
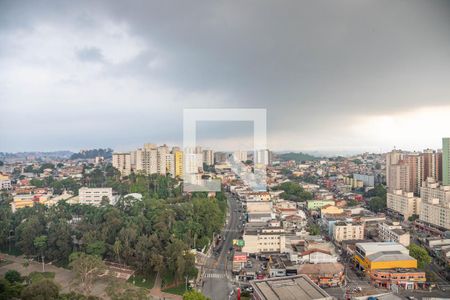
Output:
1,0,449,152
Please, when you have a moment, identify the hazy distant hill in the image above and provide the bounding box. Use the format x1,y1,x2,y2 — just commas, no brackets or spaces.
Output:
278,152,321,162
0,151,73,160
70,148,113,159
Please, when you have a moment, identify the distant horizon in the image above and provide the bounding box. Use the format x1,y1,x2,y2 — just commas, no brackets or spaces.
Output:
0,144,446,157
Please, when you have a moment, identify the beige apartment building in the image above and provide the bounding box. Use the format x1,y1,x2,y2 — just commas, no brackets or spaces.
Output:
419,178,450,230
112,152,132,176
242,227,286,254
332,221,364,242
387,189,421,219
378,222,410,247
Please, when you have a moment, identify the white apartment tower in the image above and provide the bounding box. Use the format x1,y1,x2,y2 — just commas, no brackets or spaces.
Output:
419,178,450,230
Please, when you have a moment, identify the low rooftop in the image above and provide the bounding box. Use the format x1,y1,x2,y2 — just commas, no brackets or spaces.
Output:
251,275,332,300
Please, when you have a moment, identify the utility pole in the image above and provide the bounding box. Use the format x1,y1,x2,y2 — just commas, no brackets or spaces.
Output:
41,255,45,272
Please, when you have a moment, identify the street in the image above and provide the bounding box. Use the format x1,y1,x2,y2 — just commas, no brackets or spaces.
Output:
201,192,241,300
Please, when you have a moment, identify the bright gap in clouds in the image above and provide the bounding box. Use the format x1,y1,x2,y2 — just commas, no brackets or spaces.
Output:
352,105,450,152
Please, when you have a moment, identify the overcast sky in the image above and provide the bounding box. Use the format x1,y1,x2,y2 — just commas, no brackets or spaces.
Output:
1,0,449,154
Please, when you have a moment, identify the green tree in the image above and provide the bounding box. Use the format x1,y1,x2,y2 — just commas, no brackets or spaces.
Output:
409,244,432,269
21,279,59,300
16,216,45,256
69,252,106,295
0,278,23,300
275,182,312,202
34,235,48,272
368,196,386,213
113,239,122,264
183,290,210,300
308,224,321,235
86,241,106,257
4,270,22,284
408,214,419,222
47,220,73,264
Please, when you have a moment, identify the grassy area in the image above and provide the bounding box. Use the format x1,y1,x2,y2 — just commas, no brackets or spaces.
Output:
127,273,156,289
161,271,175,288
162,284,190,296
0,259,12,267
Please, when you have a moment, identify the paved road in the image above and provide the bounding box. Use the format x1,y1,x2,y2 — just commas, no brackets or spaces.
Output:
201,192,241,300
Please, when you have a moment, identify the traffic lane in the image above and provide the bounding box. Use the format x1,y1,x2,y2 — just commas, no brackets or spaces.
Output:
201,194,240,299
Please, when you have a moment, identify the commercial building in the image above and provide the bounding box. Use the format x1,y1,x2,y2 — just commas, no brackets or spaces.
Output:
332,221,365,242
378,222,410,247
354,242,417,272
78,187,113,206
419,178,450,230
386,190,421,219
250,275,332,300
242,227,286,254
297,249,338,264
444,137,450,186
320,205,344,216
112,152,132,176
307,200,335,210
297,263,345,287
370,269,426,290
11,194,51,212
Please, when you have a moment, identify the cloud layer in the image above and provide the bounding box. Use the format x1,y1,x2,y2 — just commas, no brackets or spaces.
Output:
1,0,449,153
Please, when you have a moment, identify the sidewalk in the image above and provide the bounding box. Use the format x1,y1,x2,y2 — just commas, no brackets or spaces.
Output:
149,271,183,300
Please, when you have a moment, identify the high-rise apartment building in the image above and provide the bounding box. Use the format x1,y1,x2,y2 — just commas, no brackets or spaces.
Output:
403,153,423,195
202,149,214,166
419,178,450,230
135,145,158,174
166,153,175,177
112,143,187,178
443,138,450,186
233,150,248,162
173,149,183,178
255,149,272,166
386,150,404,189
422,149,442,183
386,150,424,195
112,152,132,176
388,163,410,193
184,147,203,175
157,145,169,175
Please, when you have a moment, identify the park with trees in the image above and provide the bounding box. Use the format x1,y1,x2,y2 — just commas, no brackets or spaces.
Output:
0,166,225,298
